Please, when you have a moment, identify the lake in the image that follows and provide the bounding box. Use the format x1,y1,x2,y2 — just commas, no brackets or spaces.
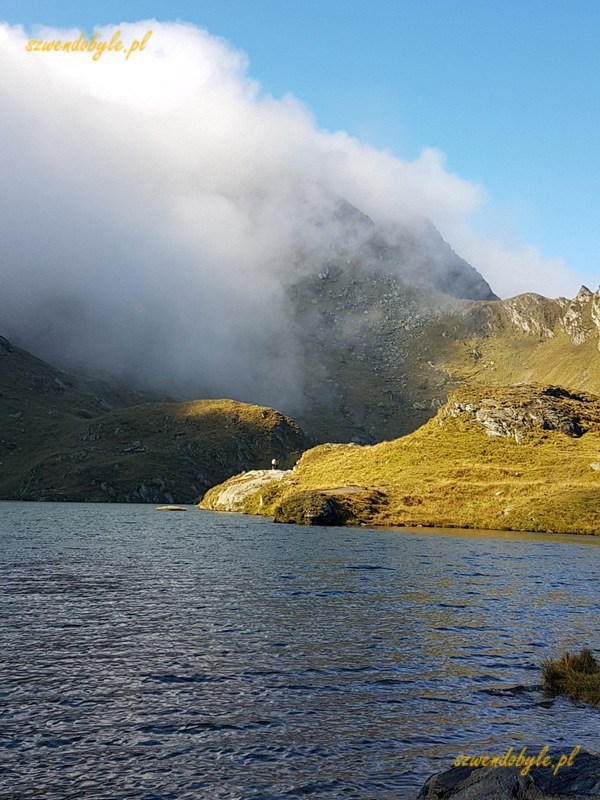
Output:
0,502,599,799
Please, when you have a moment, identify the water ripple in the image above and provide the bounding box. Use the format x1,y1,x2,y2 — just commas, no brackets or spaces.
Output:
0,502,599,799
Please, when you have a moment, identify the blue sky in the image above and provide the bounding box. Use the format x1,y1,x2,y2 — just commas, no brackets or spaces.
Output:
3,0,599,289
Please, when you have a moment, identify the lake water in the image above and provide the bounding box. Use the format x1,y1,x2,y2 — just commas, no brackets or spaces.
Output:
0,502,599,799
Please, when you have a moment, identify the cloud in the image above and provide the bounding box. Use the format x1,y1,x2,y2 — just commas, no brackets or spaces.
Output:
0,20,590,409
451,235,573,299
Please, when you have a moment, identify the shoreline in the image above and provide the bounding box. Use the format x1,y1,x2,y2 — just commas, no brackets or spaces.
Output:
200,505,600,540
1,496,598,538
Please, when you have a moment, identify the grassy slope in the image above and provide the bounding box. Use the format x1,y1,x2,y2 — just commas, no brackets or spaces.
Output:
10,398,309,503
203,385,600,534
442,325,600,397
1,338,156,493
1,338,309,502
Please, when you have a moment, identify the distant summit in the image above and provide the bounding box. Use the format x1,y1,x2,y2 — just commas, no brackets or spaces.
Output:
298,192,497,302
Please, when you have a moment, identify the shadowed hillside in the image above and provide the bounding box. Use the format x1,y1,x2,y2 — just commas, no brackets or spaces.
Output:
0,335,310,503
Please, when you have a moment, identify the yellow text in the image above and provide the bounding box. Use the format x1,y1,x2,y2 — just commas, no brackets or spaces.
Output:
25,30,153,61
454,745,580,777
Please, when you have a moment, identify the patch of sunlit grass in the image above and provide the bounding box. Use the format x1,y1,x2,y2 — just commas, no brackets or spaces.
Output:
543,649,600,706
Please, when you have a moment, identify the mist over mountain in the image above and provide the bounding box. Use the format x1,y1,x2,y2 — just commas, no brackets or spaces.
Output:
0,20,583,418
0,179,494,417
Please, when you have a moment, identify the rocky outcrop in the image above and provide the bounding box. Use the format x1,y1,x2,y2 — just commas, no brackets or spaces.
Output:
201,469,291,513
494,286,600,347
415,749,600,799
500,293,559,339
560,285,599,345
591,291,600,350
445,386,600,442
201,472,389,526
273,486,387,526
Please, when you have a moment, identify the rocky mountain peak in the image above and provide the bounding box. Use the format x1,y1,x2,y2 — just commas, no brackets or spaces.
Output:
575,285,593,302
298,191,498,303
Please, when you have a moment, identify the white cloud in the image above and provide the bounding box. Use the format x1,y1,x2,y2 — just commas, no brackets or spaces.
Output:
0,20,591,407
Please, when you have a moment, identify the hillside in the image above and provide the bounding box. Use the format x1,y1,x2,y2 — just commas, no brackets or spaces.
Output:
440,286,600,392
0,335,310,503
15,399,308,503
0,334,157,485
291,272,600,443
201,384,600,535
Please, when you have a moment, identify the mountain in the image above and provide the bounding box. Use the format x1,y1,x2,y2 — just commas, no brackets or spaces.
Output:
0,335,309,502
3,195,600,508
288,265,600,443
0,197,498,421
301,196,498,302
201,384,600,535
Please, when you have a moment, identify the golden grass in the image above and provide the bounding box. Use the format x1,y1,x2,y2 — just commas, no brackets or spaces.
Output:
443,330,600,397
542,649,600,706
207,385,600,534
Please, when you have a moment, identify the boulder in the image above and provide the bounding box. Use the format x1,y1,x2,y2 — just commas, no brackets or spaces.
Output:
415,749,600,799
273,486,387,526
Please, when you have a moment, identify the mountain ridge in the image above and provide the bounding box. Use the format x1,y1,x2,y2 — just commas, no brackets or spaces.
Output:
290,274,600,443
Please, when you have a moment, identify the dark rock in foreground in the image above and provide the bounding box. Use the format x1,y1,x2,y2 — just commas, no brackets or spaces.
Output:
415,749,600,799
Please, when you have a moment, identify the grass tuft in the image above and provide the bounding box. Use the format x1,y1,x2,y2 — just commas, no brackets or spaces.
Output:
542,649,600,706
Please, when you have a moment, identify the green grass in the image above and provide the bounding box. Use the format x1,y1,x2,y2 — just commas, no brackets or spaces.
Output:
204,385,600,534
542,649,600,706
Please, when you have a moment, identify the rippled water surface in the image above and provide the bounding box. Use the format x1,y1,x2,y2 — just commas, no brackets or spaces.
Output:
1,502,599,799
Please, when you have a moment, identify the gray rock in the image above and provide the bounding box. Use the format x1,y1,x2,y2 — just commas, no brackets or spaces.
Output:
448,387,589,441
0,335,13,353
415,749,600,799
